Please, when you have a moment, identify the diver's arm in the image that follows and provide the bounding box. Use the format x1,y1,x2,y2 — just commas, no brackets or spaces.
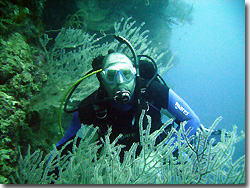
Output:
56,111,100,147
56,111,82,147
167,89,201,139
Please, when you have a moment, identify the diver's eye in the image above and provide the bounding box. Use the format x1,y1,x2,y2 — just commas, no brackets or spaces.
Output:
106,69,117,82
122,68,134,80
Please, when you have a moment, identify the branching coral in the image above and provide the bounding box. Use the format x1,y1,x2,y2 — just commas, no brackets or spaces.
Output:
76,0,115,31
12,110,245,184
64,10,89,31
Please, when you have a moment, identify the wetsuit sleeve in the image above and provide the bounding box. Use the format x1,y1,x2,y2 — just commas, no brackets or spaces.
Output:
56,111,82,147
167,89,201,143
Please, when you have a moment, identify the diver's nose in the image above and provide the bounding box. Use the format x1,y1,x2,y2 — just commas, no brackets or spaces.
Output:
116,72,125,84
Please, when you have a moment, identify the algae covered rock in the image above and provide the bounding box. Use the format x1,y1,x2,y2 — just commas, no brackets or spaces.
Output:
0,32,47,183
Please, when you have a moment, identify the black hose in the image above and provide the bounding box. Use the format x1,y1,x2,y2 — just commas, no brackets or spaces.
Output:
138,54,158,87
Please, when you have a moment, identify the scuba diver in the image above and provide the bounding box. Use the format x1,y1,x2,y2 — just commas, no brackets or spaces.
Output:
55,51,201,159
47,36,203,180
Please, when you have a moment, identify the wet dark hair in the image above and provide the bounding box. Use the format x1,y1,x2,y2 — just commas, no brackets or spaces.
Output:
91,55,105,71
91,49,116,71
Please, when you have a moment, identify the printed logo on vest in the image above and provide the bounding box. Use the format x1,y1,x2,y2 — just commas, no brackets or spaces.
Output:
175,102,189,116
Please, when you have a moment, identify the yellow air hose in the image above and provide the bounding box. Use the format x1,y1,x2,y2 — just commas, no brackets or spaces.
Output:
58,69,102,136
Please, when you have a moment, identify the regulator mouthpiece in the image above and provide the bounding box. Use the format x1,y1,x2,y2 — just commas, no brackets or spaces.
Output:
114,89,131,104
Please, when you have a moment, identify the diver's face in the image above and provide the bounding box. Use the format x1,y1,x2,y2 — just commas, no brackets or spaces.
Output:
101,53,136,102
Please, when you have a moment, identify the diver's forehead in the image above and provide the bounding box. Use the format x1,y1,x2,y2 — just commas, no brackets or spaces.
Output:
105,62,132,70
103,53,133,68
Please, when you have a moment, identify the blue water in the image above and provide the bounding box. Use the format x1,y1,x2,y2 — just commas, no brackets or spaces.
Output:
163,0,245,161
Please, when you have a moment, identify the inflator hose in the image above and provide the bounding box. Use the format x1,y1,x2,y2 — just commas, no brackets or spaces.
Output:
58,69,102,136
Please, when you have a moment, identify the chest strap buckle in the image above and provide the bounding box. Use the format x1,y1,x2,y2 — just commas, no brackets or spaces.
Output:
93,104,107,119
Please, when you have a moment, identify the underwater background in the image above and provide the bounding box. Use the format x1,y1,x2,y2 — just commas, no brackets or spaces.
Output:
0,0,245,183
164,0,245,162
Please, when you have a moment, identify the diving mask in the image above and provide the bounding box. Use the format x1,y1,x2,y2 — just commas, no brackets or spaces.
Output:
101,63,136,85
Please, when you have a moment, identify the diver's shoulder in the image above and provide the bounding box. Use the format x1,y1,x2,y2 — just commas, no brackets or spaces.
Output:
148,80,170,90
